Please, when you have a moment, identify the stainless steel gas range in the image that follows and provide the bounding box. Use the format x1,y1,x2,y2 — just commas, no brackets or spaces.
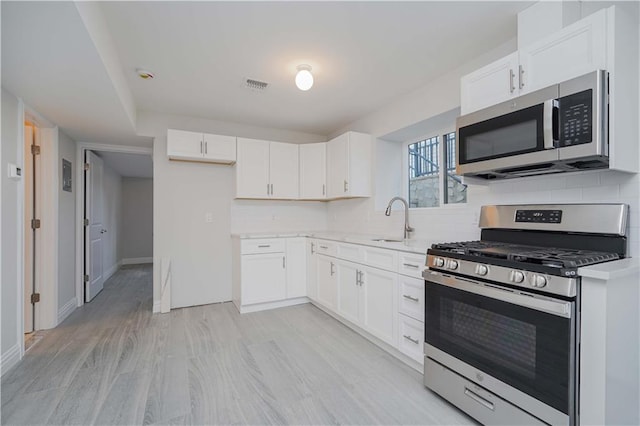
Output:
422,204,629,426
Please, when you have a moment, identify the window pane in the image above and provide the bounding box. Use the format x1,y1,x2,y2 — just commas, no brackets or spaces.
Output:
444,132,467,204
408,136,439,208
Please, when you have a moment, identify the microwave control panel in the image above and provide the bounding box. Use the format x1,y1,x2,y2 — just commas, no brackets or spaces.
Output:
558,89,592,147
515,209,563,224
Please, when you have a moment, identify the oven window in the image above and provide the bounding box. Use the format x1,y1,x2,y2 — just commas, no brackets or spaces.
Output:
458,104,545,164
426,281,574,415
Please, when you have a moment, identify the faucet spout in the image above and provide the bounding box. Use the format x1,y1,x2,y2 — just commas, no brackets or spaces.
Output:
385,196,414,239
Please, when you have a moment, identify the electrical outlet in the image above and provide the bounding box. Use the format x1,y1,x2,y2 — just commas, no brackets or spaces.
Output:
205,212,213,223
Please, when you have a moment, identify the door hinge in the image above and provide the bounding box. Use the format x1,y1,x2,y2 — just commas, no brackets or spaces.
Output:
84,218,89,226
84,163,90,171
30,293,40,304
84,274,89,282
31,219,41,229
31,145,41,155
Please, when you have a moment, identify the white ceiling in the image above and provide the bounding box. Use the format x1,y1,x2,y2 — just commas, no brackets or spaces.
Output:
96,151,153,179
2,1,534,147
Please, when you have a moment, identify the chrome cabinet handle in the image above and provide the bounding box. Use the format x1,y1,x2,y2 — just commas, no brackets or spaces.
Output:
403,263,419,269
204,141,208,154
322,184,325,196
330,262,335,276
319,245,328,249
464,388,495,411
359,271,363,286
200,140,204,154
403,335,419,345
519,65,525,89
402,294,419,302
343,180,348,192
258,244,271,248
310,243,315,254
509,69,515,93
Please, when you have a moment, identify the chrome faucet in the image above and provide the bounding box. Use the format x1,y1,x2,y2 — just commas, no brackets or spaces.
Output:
385,196,414,239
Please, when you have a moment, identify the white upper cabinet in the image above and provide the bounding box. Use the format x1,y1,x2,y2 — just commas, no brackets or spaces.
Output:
236,138,299,199
299,143,327,200
461,8,608,115
236,138,270,198
519,8,607,94
326,131,372,199
167,129,236,164
269,142,299,199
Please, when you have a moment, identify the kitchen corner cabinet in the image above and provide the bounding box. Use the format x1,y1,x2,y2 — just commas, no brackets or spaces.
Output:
316,255,337,310
327,132,372,199
299,143,327,199
461,8,607,115
306,240,319,301
167,129,236,164
235,138,299,199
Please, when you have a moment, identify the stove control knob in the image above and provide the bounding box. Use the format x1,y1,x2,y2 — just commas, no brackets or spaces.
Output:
447,260,459,270
475,264,488,276
433,257,445,268
533,275,547,288
511,270,525,283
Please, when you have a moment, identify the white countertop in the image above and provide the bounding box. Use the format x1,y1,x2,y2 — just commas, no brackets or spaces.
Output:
578,258,640,281
231,231,435,255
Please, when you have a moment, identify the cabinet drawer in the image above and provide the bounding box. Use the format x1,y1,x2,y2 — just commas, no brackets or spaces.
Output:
314,240,337,257
398,253,426,278
398,313,424,364
398,275,425,322
336,242,363,263
363,247,397,272
241,238,285,254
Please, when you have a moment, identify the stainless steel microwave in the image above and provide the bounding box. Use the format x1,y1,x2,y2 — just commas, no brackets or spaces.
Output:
456,70,608,179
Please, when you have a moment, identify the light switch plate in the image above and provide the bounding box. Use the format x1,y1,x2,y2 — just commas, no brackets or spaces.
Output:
8,163,22,180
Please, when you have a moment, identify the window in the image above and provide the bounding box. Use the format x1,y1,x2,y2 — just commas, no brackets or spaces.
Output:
408,132,466,208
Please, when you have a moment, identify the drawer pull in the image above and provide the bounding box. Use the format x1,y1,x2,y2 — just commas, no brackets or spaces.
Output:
403,263,420,269
319,245,328,249
402,294,419,302
464,387,495,411
257,245,271,248
403,335,419,345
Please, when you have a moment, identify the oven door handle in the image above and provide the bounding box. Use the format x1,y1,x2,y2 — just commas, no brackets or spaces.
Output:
426,271,572,318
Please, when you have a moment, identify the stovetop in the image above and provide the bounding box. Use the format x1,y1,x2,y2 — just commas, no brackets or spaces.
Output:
431,240,620,269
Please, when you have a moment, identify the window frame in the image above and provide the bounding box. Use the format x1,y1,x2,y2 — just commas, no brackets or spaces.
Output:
403,126,466,210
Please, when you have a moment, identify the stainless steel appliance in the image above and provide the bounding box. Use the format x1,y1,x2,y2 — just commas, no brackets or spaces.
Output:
456,70,608,179
423,204,628,426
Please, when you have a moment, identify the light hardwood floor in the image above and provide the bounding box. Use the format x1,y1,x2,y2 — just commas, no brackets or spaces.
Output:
2,264,474,425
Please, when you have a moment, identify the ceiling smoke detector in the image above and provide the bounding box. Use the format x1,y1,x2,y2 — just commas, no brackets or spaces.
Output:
245,78,269,91
136,69,155,80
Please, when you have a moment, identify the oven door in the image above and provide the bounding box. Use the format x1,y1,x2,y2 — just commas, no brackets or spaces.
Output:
424,270,576,424
456,84,559,176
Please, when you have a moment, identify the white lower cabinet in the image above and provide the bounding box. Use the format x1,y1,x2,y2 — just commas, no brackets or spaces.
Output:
285,238,306,298
337,260,360,324
360,266,398,346
398,314,425,364
316,255,337,310
398,275,425,322
306,240,318,301
241,253,286,305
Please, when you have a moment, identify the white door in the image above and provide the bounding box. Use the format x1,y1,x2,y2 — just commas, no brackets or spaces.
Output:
166,129,204,160
336,260,360,324
360,266,398,346
316,255,337,309
299,143,326,199
460,52,519,114
269,142,299,199
85,151,105,302
327,133,349,198
241,253,286,305
236,138,270,198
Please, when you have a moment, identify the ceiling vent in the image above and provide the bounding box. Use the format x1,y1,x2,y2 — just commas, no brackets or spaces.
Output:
245,78,269,91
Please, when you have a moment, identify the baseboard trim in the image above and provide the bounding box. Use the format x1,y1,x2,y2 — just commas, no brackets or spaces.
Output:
1,344,21,377
237,297,309,314
152,300,161,313
122,257,153,265
104,261,121,281
58,297,77,324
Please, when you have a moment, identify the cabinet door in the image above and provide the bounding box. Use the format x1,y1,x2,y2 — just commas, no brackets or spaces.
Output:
519,8,607,94
269,142,299,199
345,132,372,197
285,237,306,299
460,52,519,114
202,133,236,163
361,266,398,346
167,129,204,160
299,143,327,199
236,138,270,199
398,313,424,364
336,260,360,324
326,133,349,198
317,255,337,310
306,240,318,301
241,253,286,305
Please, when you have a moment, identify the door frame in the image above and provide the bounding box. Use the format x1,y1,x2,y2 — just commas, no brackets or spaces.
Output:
74,142,153,309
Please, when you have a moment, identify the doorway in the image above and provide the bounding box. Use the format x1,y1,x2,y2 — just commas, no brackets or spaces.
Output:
23,121,39,344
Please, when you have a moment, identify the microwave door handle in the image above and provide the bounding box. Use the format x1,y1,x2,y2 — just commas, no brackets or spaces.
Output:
543,99,559,149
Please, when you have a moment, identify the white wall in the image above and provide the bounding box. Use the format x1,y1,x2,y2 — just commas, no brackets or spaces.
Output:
1,88,22,373
121,177,153,261
57,131,76,320
102,161,122,280
137,111,328,310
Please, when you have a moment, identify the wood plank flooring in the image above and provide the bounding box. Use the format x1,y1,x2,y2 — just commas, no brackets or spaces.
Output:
2,264,475,425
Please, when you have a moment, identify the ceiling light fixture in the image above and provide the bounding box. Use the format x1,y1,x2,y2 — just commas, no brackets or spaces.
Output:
295,64,313,91
136,69,155,80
